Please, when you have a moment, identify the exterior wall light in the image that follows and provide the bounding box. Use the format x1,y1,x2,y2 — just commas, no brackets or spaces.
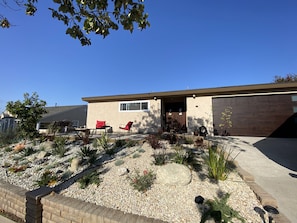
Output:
193,94,196,99
154,96,157,101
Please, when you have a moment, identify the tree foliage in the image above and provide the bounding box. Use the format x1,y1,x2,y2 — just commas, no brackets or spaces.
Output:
1,0,150,46
6,92,47,140
273,74,297,83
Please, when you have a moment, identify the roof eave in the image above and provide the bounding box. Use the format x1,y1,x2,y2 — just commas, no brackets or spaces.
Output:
82,82,297,103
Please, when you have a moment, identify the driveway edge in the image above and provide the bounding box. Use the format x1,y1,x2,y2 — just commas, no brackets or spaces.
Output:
234,161,292,223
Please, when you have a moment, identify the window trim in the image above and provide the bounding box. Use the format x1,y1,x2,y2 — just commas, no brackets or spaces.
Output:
119,100,150,112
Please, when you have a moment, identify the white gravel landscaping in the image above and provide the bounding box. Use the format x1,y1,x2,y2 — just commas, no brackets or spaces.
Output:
0,134,268,223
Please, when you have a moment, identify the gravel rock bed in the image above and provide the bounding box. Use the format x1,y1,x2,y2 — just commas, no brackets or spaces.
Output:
0,136,266,223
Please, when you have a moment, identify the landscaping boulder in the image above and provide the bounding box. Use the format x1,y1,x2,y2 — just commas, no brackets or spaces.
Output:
117,167,129,176
40,141,55,150
37,151,48,159
69,158,80,172
156,163,192,186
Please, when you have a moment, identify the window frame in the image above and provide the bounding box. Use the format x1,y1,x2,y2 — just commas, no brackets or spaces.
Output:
119,100,150,112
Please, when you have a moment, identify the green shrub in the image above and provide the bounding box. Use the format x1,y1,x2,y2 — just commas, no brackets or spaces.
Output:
53,137,67,157
21,147,36,157
137,148,145,153
172,146,194,166
128,169,156,193
125,139,139,147
153,151,167,165
147,134,161,149
77,146,98,165
132,153,141,158
113,139,126,148
200,193,245,223
78,171,101,189
36,170,58,187
4,147,12,152
206,146,231,181
115,159,125,166
96,133,109,150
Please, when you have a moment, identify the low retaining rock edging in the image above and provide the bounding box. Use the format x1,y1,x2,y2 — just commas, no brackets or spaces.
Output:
0,179,166,223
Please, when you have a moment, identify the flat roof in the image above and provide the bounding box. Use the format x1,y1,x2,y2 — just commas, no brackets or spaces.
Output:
82,82,297,103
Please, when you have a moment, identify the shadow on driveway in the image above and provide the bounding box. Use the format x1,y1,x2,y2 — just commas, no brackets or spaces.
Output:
253,138,297,172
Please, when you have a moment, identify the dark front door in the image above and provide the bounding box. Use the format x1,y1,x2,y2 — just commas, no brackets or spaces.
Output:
163,98,187,133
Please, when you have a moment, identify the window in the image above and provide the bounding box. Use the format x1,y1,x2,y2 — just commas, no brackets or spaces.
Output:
292,95,297,101
119,100,149,112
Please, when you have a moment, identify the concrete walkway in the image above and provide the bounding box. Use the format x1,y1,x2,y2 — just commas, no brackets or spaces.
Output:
213,136,297,223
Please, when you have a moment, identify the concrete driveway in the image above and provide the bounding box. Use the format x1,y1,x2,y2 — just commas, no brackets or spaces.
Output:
212,136,297,222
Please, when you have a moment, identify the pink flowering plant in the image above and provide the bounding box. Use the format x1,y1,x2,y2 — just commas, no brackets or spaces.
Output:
128,169,156,192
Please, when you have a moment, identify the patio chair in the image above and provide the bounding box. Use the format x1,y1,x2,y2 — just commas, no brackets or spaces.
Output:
96,120,111,134
119,121,133,132
96,120,106,129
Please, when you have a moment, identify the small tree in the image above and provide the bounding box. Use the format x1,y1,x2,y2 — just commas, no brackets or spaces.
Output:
6,92,47,141
219,106,232,136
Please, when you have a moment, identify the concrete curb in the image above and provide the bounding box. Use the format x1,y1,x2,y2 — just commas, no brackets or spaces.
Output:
234,161,292,223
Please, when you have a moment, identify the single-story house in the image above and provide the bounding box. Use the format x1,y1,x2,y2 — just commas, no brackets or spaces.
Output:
82,82,297,138
37,105,87,133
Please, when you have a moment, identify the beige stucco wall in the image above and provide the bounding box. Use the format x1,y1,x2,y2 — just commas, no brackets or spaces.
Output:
186,96,213,135
86,99,161,133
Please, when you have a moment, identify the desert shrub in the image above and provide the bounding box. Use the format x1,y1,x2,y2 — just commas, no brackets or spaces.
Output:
132,153,141,158
4,147,13,152
125,139,139,147
96,133,109,150
92,138,99,148
200,193,245,223
53,136,68,157
77,146,98,165
128,169,156,193
113,139,126,148
21,147,36,157
36,170,58,187
137,148,145,153
114,159,124,166
153,151,167,165
78,171,101,189
171,146,195,166
206,146,233,181
147,134,161,149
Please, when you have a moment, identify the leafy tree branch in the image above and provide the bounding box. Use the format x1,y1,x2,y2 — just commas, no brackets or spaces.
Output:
1,0,150,45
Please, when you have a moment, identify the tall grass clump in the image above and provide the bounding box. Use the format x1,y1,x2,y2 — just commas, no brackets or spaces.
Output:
206,146,232,181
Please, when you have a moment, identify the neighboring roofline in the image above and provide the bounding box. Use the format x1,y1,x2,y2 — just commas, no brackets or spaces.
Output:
82,82,297,103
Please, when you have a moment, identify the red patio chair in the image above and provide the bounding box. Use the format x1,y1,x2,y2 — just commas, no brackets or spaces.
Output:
96,120,106,129
119,121,133,132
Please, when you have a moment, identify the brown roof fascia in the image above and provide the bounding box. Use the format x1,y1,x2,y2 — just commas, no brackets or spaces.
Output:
82,82,297,103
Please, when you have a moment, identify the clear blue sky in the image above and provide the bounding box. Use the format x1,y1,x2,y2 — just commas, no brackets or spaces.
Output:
1,0,297,112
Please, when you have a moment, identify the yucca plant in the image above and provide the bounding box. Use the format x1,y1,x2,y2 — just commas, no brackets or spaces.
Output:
78,171,101,189
36,170,58,187
53,136,68,157
200,193,245,223
77,146,98,165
